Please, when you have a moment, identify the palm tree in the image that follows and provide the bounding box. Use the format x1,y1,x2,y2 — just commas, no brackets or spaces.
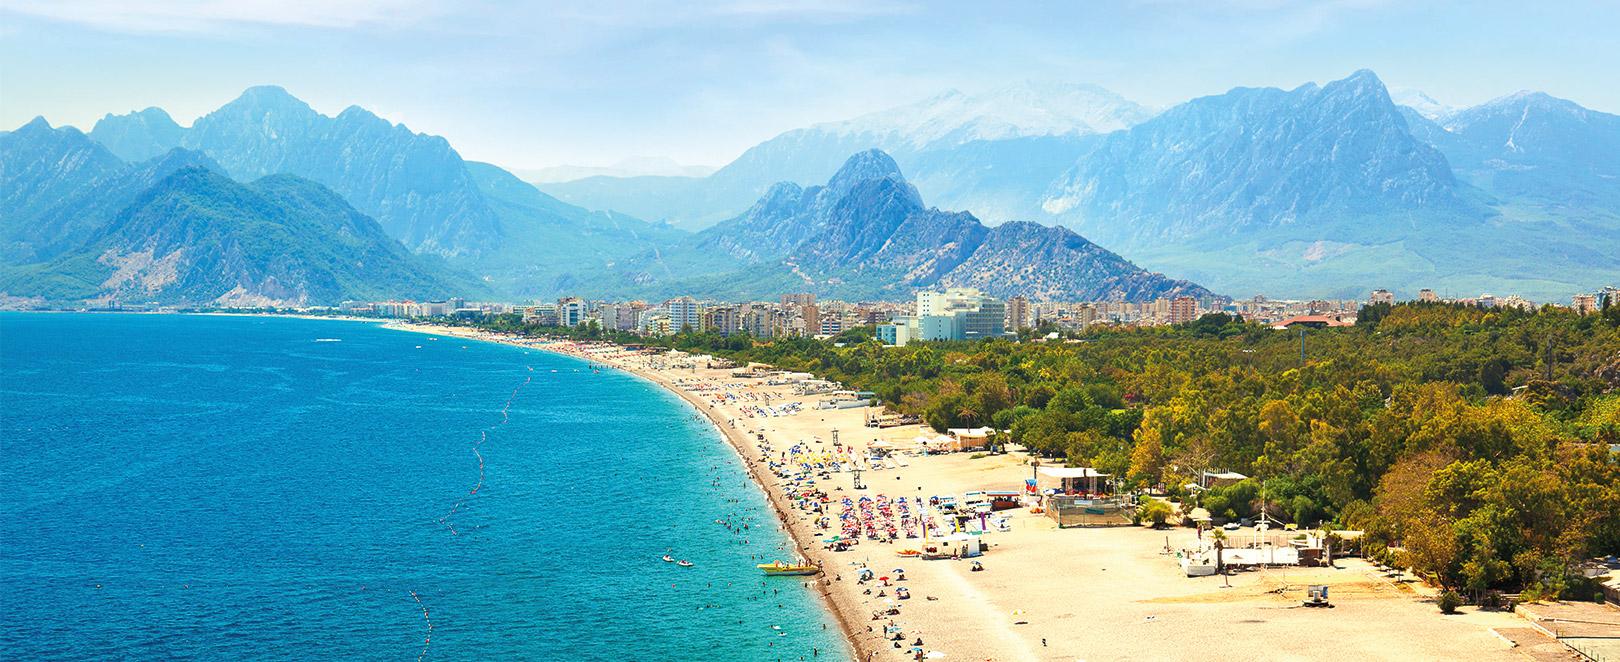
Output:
956,405,980,426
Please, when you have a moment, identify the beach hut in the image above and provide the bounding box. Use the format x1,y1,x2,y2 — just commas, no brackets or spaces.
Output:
945,427,996,452
1200,470,1248,489
986,490,1023,511
1036,466,1111,495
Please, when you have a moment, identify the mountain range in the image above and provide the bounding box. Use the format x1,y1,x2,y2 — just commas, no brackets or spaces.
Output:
5,70,1613,306
540,81,1149,230
537,71,1620,300
83,87,686,298
0,118,471,307
4,87,1199,307
598,150,1209,302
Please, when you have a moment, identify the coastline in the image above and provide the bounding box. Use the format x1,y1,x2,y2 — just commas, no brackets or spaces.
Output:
612,352,875,662
94,312,1547,661
378,321,872,661
372,321,1551,662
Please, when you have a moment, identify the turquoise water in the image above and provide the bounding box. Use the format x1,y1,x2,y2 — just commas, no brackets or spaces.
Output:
0,313,844,661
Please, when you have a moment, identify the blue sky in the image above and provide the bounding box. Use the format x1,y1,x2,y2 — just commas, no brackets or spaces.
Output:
3,1,1616,170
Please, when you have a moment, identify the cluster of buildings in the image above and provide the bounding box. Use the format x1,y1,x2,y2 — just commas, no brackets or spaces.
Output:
353,297,508,318
878,288,1009,345
497,293,903,339
339,284,1616,344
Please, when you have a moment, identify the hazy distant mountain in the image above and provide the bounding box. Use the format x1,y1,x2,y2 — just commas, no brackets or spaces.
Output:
605,150,1209,301
543,70,1617,300
515,157,716,183
811,81,1153,148
89,87,500,256
539,82,1153,229
1042,70,1480,247
1041,70,1617,300
189,87,505,256
1,118,127,255
1388,88,1455,120
84,87,687,296
1407,91,1620,208
0,119,473,306
87,107,186,163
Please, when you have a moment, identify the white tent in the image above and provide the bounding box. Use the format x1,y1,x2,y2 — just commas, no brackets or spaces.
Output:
1037,467,1108,479
1037,466,1111,493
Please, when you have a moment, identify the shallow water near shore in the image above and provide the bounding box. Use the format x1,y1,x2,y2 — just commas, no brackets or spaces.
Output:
0,313,844,660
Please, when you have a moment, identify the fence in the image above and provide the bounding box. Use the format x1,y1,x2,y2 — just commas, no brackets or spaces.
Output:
1047,495,1132,527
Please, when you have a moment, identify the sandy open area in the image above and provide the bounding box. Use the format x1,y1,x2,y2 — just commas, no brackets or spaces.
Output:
385,323,1557,662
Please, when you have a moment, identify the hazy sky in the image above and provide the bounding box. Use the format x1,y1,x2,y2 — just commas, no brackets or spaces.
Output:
4,1,1617,170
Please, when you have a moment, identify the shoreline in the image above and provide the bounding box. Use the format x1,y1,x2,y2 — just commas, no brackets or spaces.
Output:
377,321,873,661
610,352,875,662
60,311,1549,661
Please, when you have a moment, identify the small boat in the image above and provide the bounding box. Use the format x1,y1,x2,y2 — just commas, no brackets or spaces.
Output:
677,560,694,568
662,555,675,563
758,560,820,576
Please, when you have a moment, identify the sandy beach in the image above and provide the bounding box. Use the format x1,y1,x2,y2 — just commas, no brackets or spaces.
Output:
383,322,1554,662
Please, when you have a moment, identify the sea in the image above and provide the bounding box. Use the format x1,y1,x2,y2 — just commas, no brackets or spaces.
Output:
0,313,845,661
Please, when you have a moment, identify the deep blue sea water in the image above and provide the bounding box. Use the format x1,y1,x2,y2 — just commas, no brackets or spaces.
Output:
0,313,844,661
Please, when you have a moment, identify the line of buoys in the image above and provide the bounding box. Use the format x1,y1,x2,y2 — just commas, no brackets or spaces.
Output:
410,590,433,661
439,370,532,535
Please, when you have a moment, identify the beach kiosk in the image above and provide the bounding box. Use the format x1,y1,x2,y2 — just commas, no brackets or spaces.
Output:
1036,466,1112,495
1038,467,1129,527
922,533,982,559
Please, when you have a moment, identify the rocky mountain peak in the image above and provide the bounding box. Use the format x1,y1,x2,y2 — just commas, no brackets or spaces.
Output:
656,148,1211,301
227,85,314,114
91,107,186,162
827,149,904,188
1316,69,1397,109
19,116,55,133
143,147,222,173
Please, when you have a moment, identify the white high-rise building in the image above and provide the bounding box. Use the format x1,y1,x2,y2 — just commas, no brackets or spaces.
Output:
665,296,703,333
882,288,1006,344
557,297,587,327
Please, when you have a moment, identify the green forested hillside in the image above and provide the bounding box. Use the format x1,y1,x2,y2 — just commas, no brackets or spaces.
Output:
2,168,477,305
